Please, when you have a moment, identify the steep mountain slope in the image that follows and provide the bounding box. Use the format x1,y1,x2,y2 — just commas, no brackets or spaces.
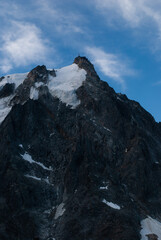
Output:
0,57,161,240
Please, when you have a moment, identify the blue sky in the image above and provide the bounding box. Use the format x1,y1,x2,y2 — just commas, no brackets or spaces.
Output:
0,0,161,121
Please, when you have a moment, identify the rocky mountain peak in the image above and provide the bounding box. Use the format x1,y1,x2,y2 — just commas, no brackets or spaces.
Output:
0,57,161,240
74,56,99,79
26,65,56,84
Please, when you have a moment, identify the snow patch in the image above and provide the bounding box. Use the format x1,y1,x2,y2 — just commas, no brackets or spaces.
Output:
140,216,161,240
0,72,28,89
50,132,55,137
21,152,51,170
117,96,124,102
100,186,108,190
30,86,39,100
48,63,86,108
0,73,28,124
103,127,111,132
54,203,65,219
102,199,121,210
35,82,46,88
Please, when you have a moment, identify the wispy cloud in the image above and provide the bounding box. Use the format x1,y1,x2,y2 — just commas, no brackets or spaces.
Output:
0,0,87,74
34,0,85,35
93,0,161,26
85,46,134,89
153,80,161,86
0,21,53,73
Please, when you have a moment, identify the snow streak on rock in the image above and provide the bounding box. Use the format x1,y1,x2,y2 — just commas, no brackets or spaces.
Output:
102,199,121,210
21,152,51,170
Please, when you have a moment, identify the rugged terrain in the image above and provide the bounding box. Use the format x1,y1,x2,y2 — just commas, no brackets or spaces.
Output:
0,56,161,240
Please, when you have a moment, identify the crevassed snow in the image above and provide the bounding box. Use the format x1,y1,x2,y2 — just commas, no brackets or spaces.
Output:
48,63,86,108
54,203,65,219
102,199,121,210
21,152,51,170
141,216,161,240
0,72,28,89
30,87,39,100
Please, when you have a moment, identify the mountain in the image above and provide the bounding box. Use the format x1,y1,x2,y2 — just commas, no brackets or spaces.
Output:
0,56,161,240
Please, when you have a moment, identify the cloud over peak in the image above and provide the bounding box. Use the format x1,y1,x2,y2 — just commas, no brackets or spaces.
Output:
0,21,52,73
85,46,134,89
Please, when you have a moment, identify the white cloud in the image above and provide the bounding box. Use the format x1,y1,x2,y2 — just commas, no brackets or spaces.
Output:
0,21,52,73
93,0,161,33
85,46,134,89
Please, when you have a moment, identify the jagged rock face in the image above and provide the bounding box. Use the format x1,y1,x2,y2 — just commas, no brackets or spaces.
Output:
0,57,161,240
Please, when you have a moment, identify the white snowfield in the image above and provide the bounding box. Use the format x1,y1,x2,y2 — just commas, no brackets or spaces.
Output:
140,216,161,240
0,63,87,124
0,72,28,89
102,199,121,210
49,63,86,108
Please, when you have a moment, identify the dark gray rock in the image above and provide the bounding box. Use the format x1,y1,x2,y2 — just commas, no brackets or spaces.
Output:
0,57,161,240
0,83,15,98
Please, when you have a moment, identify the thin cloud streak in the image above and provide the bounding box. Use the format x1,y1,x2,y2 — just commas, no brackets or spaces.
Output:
85,46,134,89
93,0,161,43
0,0,87,73
153,80,161,86
93,0,161,26
34,0,85,35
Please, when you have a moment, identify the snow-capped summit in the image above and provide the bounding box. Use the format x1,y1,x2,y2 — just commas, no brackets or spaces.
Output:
0,61,87,125
0,57,161,240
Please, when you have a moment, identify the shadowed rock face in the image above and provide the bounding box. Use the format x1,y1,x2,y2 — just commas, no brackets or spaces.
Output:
0,57,161,240
0,83,15,98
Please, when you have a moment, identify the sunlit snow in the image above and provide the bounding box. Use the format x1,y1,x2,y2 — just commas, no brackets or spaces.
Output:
0,64,86,124
0,73,28,89
48,63,86,108
140,216,161,240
